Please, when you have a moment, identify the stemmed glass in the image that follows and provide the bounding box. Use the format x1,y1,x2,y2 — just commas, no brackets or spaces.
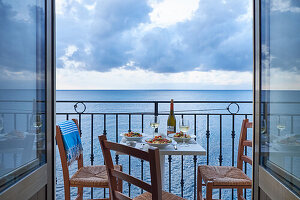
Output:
261,119,266,134
0,115,4,134
31,114,43,130
276,116,286,135
179,118,190,146
150,116,160,138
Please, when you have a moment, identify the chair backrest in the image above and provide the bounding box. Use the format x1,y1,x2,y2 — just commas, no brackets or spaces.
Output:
99,135,162,200
237,119,253,170
56,119,83,183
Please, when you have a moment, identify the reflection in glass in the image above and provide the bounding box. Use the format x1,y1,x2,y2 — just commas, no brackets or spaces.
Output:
276,116,286,132
0,0,46,192
0,115,3,134
31,114,43,129
260,0,300,196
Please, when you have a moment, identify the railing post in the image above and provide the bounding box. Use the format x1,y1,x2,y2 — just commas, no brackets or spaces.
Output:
181,155,184,198
291,115,294,134
140,159,144,194
219,115,223,199
231,114,235,200
168,155,172,193
128,114,131,197
193,155,197,200
141,114,144,194
103,114,106,198
244,114,248,199
194,114,197,200
128,114,131,132
115,114,119,165
103,114,107,135
90,114,94,199
154,102,158,132
128,155,131,197
79,113,82,136
206,115,210,165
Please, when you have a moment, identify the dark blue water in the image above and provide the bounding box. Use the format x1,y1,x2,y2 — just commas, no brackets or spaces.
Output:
56,90,253,200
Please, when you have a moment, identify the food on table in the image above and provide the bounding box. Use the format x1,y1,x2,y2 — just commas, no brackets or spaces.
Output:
146,136,172,144
124,132,143,137
277,135,300,145
174,131,191,138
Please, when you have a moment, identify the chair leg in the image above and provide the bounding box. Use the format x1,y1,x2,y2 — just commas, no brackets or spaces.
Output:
237,188,243,200
117,179,123,193
197,167,203,200
64,185,71,200
206,182,213,200
78,186,83,200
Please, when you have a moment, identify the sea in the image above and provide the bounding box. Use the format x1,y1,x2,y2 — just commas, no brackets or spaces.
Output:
55,90,253,200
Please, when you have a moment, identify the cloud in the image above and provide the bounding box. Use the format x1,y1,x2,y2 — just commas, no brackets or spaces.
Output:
0,0,43,72
261,2,300,72
262,67,300,90
148,0,199,28
271,0,300,13
57,0,253,73
56,66,252,90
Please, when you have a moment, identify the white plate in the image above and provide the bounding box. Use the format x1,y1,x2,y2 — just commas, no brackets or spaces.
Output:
173,135,196,143
145,137,173,149
146,142,170,149
124,136,144,142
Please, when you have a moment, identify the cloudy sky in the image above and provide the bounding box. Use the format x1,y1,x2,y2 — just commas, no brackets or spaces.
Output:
0,0,299,90
56,0,253,90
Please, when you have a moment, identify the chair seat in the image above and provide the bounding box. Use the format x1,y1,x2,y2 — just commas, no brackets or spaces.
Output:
198,165,251,186
134,191,186,200
70,165,121,188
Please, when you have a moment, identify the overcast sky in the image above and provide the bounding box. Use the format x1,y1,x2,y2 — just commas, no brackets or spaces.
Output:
56,0,254,90
1,0,299,90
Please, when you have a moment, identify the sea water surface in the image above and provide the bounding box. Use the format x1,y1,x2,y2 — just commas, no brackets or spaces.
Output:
56,90,253,200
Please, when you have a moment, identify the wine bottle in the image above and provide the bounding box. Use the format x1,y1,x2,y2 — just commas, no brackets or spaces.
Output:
167,99,176,136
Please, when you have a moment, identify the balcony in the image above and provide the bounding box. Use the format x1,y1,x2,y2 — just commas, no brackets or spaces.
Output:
56,100,253,199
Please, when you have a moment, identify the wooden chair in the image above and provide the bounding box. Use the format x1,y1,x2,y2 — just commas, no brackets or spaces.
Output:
98,134,186,200
197,119,252,200
56,119,122,200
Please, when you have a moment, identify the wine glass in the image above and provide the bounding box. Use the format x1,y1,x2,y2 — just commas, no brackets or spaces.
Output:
0,115,4,134
32,114,43,129
179,118,190,146
261,119,266,134
276,116,286,134
150,116,160,138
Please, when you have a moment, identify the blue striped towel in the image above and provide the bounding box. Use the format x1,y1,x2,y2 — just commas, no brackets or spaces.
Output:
58,120,83,164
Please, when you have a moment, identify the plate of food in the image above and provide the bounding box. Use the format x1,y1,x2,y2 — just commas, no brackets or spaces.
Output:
123,132,144,141
145,136,172,148
276,134,300,151
173,132,195,143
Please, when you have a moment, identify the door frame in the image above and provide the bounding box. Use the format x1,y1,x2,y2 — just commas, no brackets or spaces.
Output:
253,0,299,199
0,0,56,199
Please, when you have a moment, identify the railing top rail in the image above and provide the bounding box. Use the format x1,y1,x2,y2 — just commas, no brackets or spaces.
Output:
56,112,254,115
56,100,252,104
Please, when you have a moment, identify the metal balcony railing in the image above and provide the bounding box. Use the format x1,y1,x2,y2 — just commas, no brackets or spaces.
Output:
56,100,253,200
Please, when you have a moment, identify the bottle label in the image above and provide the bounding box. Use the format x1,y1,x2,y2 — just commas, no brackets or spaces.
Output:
167,126,175,134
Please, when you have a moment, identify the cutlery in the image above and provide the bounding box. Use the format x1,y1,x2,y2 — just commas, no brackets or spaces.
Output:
173,144,177,150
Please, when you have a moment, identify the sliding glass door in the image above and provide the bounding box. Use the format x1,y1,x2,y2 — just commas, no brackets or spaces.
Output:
254,0,300,199
0,0,55,199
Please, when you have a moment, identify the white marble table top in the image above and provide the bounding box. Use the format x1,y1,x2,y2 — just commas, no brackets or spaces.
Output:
118,135,206,156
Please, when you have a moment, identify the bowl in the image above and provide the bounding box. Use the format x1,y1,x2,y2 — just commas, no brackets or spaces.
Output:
126,141,137,147
124,135,144,142
173,134,195,143
145,136,172,149
146,142,170,149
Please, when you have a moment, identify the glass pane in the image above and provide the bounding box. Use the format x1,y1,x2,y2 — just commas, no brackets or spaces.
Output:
260,0,300,195
0,0,46,192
